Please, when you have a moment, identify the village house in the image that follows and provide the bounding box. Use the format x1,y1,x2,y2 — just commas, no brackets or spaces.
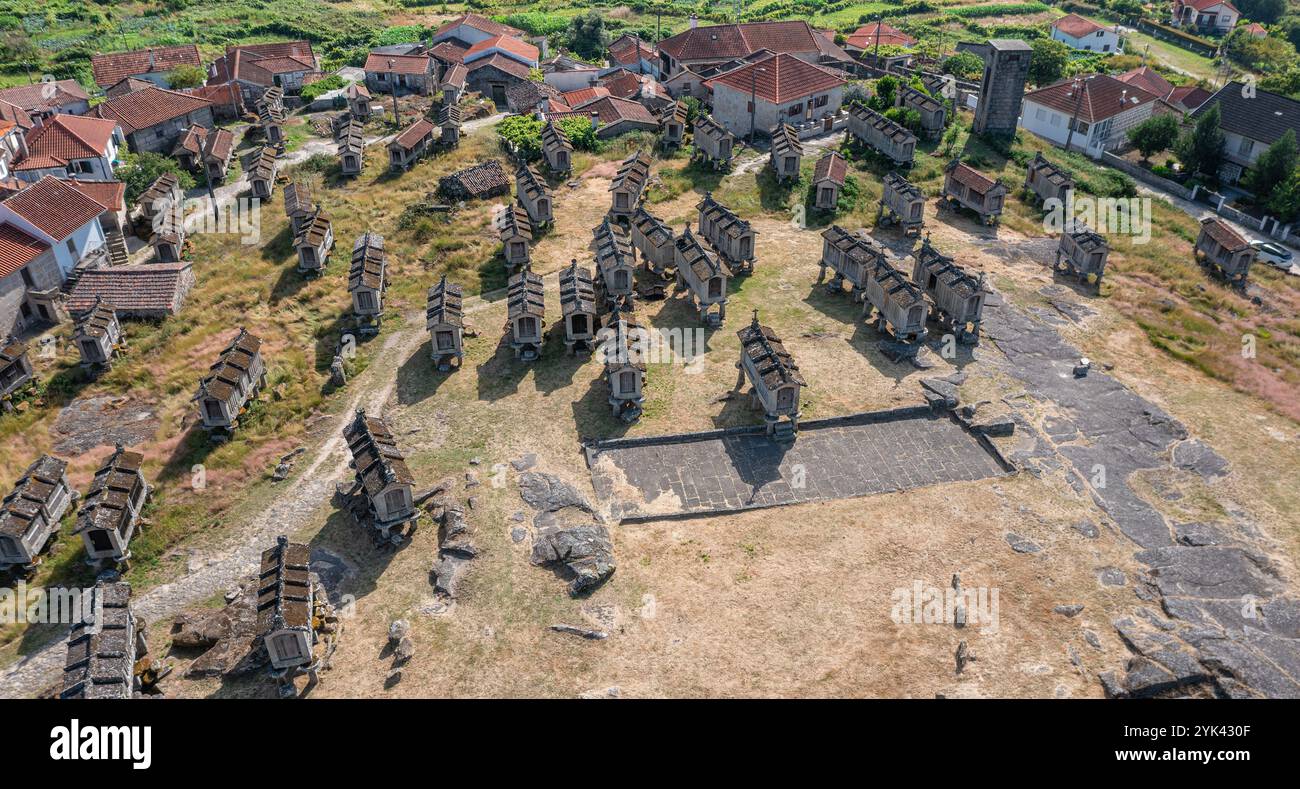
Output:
437,104,463,146
1195,217,1255,284
468,55,533,107
941,160,1007,224
692,114,736,169
1023,151,1074,206
1050,14,1123,53
812,150,847,212
597,68,672,112
388,118,436,171
429,15,536,105
295,211,334,275
249,145,279,198
897,85,947,140
848,103,916,166
541,119,573,175
604,309,647,422
1171,0,1239,34
61,580,137,699
705,51,846,140
609,149,652,221
559,261,598,354
342,409,418,540
184,82,243,122
594,217,637,309
863,250,928,344
609,33,660,77
0,80,90,121
697,192,757,274
631,206,675,278
542,53,601,92
1021,74,1161,158
339,122,365,177
656,19,852,78
364,52,437,96
1189,82,1300,184
92,86,214,155
283,182,315,235
349,232,388,334
346,82,372,119
0,176,109,278
842,22,916,55
426,275,465,370
0,454,72,575
65,180,129,245
195,328,266,433
877,171,925,235
675,224,728,325
257,536,326,679
0,222,64,337
737,311,806,440
208,41,320,105
515,164,553,228
507,270,546,361
559,96,662,140
92,45,202,90
498,204,533,273
73,444,148,566
14,114,123,183
660,101,687,148
913,236,986,344
1056,219,1111,286
0,336,32,402
65,262,195,319
73,296,122,368
770,123,804,183
506,80,563,115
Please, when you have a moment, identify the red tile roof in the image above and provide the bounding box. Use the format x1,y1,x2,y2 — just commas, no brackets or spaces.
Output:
93,86,213,134
0,223,49,279
1052,14,1105,39
0,99,32,131
184,82,242,107
945,161,999,195
429,40,470,65
706,52,846,104
0,80,89,113
466,53,531,80
463,35,540,66
562,86,611,108
3,176,107,240
364,52,434,75
392,118,435,149
104,77,155,99
205,128,235,162
1024,74,1158,124
23,114,118,163
1200,217,1248,250
814,150,847,185
553,96,658,127
1116,66,1174,99
432,13,525,41
441,63,467,89
210,42,316,87
660,20,850,63
608,34,655,67
91,45,201,88
844,22,916,50
1167,84,1212,111
66,262,195,316
1177,0,1238,11
64,179,126,212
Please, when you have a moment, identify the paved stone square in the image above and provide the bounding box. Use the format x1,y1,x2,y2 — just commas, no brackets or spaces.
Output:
587,412,1009,521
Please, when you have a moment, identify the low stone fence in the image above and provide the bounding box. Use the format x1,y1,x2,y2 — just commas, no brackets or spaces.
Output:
1099,152,1194,200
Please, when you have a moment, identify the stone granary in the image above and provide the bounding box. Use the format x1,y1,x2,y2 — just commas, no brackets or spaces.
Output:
965,38,1031,137
541,119,573,175
674,224,728,326
1023,151,1074,206
1056,219,1110,286
863,249,928,344
138,172,181,228
897,85,946,139
349,232,388,335
736,311,806,441
593,217,637,310
425,275,465,371
338,121,365,177
150,207,185,263
283,181,316,235
559,261,598,354
439,160,510,202
437,104,462,147
819,225,880,301
609,149,652,221
941,160,1007,224
877,171,925,235
440,63,466,106
201,127,236,184
257,536,339,692
913,235,986,344
387,117,435,171
73,296,122,369
515,163,553,228
1196,217,1255,285
630,206,675,278
812,150,847,212
497,204,533,273
249,145,279,199
346,81,372,118
660,101,687,147
0,455,73,575
261,86,285,114
340,409,418,545
195,328,267,433
257,101,285,148
696,192,756,274
769,123,804,183
73,444,148,566
507,270,546,361
294,210,334,275
848,103,916,166
0,337,33,402
692,113,736,169
61,581,138,699
603,309,646,422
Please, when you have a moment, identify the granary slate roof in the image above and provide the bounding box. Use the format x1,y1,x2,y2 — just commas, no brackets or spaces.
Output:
871,254,925,308
610,149,652,194
392,117,435,150
632,206,673,247
61,581,135,699
343,409,415,498
771,123,803,157
1027,151,1073,187
916,237,983,299
257,101,285,126
0,337,28,367
603,309,647,374
541,119,573,155
438,160,510,201
338,121,365,156
559,261,597,318
73,444,144,538
593,217,635,273
661,100,688,128
0,454,68,540
436,104,463,126
497,204,533,241
883,171,921,201
851,103,916,146
256,536,313,636
140,171,179,209
737,313,806,390
73,296,117,340
426,275,464,330
507,270,545,319
694,113,733,144
197,328,261,403
945,160,1004,196
676,224,723,283
697,192,754,240
283,182,314,218
1061,220,1109,254
295,211,332,248
899,85,943,114
66,262,195,317
1199,217,1249,252
349,232,387,292
813,150,847,185
516,164,549,203
249,146,279,180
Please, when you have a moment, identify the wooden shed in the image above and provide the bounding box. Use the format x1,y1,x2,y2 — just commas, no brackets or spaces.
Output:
609,149,652,220
73,296,122,368
541,119,573,175
848,104,916,166
283,181,316,235
388,117,435,171
941,160,1006,224
61,580,137,699
294,210,334,275
0,337,33,402
692,113,735,169
863,253,928,344
426,275,465,371
1024,151,1073,206
593,217,637,310
249,146,279,199
630,205,675,278
349,232,388,334
497,204,533,273
346,82,372,119
897,85,946,139
603,309,646,422
769,123,804,183
913,236,986,344
195,328,266,433
674,224,728,325
342,409,417,539
73,444,148,566
0,455,73,574
1196,217,1254,285
877,171,925,235
506,270,546,361
696,192,756,274
660,101,687,148
812,150,847,211
559,260,598,354
516,163,553,228
736,311,806,440
1056,219,1111,286
338,122,365,177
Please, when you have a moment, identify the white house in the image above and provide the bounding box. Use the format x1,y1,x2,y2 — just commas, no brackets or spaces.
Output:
13,115,123,183
1171,0,1239,34
704,51,846,138
1051,14,1123,54
1020,74,1161,158
0,176,108,277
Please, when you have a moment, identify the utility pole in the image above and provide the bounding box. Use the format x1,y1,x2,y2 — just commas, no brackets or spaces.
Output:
748,66,767,143
1064,77,1087,152
873,15,881,63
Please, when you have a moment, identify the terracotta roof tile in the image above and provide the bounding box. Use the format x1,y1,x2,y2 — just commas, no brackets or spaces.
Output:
3,176,106,239
814,150,847,185
1024,74,1158,124
93,86,213,135
706,52,846,104
0,80,89,113
0,223,49,279
660,20,851,63
363,52,434,75
91,45,201,88
66,262,195,316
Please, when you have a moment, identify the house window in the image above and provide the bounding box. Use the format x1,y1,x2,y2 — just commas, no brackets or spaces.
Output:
788,103,802,116
815,95,828,108
1049,114,1061,127
1035,107,1046,121
747,101,754,112
1238,137,1255,156
65,238,77,258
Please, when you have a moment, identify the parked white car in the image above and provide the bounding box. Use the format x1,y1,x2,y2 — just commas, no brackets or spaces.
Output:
1250,240,1294,270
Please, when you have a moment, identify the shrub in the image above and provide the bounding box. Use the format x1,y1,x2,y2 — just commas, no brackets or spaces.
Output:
117,152,195,204
301,74,345,102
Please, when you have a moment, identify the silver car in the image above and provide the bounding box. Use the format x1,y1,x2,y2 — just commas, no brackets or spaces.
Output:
1250,240,1294,269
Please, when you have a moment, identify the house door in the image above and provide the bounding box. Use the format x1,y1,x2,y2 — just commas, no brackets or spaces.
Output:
491,83,507,105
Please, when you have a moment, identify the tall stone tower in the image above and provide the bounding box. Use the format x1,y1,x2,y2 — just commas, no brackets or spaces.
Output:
968,39,1032,137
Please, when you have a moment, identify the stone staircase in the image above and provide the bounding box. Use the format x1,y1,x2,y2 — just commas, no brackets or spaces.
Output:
106,230,129,266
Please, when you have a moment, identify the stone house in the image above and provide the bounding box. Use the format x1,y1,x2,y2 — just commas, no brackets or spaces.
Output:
506,270,546,361
364,52,437,96
941,160,1007,224
848,103,916,166
425,275,464,371
73,444,148,565
696,192,756,274
1056,220,1111,287
91,44,202,90
877,171,925,235
349,232,388,334
692,114,735,169
73,296,122,368
559,261,598,354
703,51,846,139
195,328,266,433
515,164,553,228
295,211,334,275
497,205,533,273
609,149,652,220
913,236,986,344
737,312,806,440
92,86,214,155
674,224,727,325
631,206,675,277
0,454,72,574
812,151,847,211
342,409,418,539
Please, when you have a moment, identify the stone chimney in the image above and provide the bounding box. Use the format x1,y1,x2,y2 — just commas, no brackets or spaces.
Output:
690,14,698,29
541,38,550,59
590,111,599,130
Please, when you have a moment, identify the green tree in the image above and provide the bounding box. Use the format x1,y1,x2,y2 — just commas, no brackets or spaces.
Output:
1175,102,1226,179
167,64,206,89
117,152,195,203
567,11,610,61
1235,0,1286,24
1244,128,1298,197
1263,169,1300,221
869,75,899,112
1127,113,1180,163
941,51,983,80
1028,37,1071,87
